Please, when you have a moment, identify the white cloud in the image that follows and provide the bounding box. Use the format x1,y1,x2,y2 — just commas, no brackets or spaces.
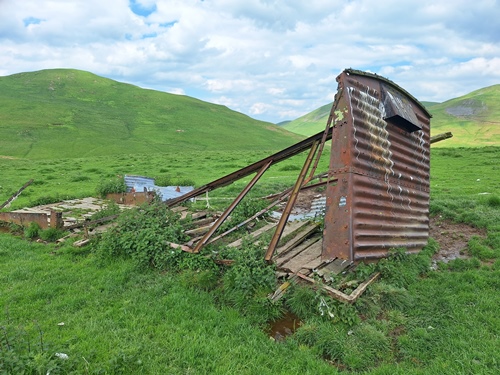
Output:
0,0,499,123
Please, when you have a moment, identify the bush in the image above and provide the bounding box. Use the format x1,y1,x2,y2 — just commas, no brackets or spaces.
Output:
220,241,281,323
24,222,41,239
89,201,121,221
286,284,318,319
93,198,191,271
39,227,66,242
96,176,126,198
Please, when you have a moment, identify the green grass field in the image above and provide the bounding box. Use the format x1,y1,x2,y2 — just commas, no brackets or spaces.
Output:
1,146,499,374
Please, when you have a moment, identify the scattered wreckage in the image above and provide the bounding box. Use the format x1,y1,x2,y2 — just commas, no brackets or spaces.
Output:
1,69,453,302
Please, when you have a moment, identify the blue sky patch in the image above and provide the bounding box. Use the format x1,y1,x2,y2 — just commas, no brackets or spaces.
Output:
160,21,178,28
129,0,157,17
23,17,43,27
141,32,157,39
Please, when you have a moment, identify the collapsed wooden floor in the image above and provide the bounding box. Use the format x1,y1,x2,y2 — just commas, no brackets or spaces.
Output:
175,206,379,303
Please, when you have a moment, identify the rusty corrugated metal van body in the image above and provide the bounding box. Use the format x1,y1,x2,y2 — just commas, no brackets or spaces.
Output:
322,69,432,262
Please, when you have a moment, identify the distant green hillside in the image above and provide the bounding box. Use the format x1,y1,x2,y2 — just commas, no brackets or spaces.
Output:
284,86,500,147
0,69,303,159
282,102,332,136
427,85,500,147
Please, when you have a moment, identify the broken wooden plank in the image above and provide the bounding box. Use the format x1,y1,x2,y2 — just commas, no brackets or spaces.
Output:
167,242,194,253
274,222,320,258
296,272,381,304
73,239,90,248
278,220,310,241
430,132,453,144
227,222,278,248
280,240,322,274
316,258,352,277
298,257,326,276
184,224,213,236
275,235,321,267
172,206,189,213
268,281,292,302
191,211,208,220
188,217,216,228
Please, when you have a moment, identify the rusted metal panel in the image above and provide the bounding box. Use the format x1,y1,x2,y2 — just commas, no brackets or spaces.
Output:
322,69,431,262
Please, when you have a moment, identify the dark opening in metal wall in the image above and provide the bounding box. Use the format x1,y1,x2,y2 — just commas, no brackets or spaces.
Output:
322,69,432,262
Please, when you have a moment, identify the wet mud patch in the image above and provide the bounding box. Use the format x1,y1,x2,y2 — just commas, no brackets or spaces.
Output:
267,311,302,341
429,216,487,263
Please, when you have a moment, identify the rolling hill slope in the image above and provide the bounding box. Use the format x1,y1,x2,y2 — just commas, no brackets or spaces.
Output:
283,85,500,147
0,69,303,159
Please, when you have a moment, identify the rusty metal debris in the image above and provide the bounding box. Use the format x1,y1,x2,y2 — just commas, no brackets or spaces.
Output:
169,69,435,265
2,69,453,301
163,69,446,300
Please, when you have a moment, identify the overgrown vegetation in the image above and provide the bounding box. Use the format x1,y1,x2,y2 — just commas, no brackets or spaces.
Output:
95,176,127,198
0,146,499,373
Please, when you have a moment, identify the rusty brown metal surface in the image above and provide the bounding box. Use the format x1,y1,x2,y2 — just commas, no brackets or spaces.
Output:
106,191,155,205
192,160,272,253
265,140,320,260
322,69,432,262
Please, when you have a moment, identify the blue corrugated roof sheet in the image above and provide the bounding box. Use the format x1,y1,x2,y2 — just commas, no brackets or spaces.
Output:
124,175,194,201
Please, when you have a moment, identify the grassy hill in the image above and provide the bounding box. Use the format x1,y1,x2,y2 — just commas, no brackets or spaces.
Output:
282,102,332,136
0,69,303,159
283,85,500,147
428,85,500,147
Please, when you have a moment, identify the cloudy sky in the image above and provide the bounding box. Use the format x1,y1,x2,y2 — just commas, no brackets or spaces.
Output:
1,0,499,123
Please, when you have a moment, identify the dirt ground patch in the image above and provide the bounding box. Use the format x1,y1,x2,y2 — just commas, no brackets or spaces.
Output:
429,215,487,263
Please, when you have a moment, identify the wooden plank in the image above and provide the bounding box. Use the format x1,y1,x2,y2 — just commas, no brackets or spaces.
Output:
274,222,319,257
275,235,321,266
295,272,380,304
73,239,90,247
316,258,351,277
280,240,322,274
268,281,292,302
184,224,212,236
167,242,194,253
189,217,216,227
298,257,326,275
278,220,309,241
349,272,380,301
191,211,208,220
227,222,277,248
172,206,188,213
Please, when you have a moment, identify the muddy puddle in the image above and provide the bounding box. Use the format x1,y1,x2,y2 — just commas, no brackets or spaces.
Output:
267,311,302,341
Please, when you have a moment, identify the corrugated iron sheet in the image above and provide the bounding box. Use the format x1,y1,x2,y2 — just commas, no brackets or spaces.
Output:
322,69,431,262
124,175,194,201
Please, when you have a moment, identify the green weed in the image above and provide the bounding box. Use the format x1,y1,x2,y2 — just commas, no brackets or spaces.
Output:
24,222,41,239
95,176,126,198
39,227,66,242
